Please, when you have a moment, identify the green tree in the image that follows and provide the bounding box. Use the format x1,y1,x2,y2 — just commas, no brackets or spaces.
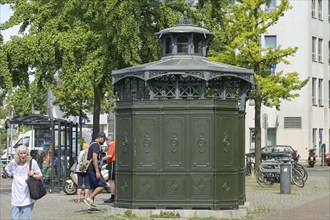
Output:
9,86,31,117
199,0,308,169
1,0,191,139
0,34,13,104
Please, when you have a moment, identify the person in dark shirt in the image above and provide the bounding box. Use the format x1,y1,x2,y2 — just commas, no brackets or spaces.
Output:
83,132,108,209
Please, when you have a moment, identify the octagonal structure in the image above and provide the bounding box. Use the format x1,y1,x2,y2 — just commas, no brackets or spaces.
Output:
112,15,254,210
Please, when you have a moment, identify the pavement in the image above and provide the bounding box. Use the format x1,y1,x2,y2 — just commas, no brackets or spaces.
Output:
0,164,329,220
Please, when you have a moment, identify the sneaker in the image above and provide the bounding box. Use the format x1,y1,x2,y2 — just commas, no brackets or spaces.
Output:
74,199,80,203
104,197,114,203
83,198,96,208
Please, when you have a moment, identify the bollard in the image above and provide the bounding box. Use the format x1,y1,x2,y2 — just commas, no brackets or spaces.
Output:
280,163,291,194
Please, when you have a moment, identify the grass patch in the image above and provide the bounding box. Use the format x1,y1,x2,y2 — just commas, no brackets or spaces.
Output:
150,211,180,218
242,207,271,220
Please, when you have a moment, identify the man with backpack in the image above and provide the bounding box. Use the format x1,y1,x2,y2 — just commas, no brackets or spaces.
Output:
83,132,108,210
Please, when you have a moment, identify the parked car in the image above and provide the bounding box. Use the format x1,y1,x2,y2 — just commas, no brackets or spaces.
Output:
325,152,330,166
246,145,298,160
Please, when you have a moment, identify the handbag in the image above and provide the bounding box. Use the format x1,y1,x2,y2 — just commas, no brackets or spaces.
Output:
26,159,47,200
70,161,78,172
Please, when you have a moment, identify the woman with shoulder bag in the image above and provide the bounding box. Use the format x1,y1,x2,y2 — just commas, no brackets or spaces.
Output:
74,143,90,203
5,145,43,220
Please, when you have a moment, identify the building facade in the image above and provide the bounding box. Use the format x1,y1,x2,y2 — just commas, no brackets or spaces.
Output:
245,0,330,159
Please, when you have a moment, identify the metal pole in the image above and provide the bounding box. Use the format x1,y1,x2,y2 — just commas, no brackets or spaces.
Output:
9,107,13,155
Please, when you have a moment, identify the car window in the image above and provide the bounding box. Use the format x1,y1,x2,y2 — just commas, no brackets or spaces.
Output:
267,146,274,153
13,137,30,149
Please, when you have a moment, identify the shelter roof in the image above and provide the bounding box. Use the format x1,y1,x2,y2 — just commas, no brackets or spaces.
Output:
10,114,73,127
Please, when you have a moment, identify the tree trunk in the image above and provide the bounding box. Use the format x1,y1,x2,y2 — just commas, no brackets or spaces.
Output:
254,84,262,172
92,87,101,140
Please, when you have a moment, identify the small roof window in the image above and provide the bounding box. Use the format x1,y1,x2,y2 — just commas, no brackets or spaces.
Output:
177,36,188,54
165,37,172,54
194,36,203,55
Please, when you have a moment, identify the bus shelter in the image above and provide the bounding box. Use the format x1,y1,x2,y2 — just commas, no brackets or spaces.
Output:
10,114,78,192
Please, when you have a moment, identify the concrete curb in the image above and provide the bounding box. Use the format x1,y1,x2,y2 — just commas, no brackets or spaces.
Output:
106,202,250,219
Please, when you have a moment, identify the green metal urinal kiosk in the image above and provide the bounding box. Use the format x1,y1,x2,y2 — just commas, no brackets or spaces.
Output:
112,15,254,210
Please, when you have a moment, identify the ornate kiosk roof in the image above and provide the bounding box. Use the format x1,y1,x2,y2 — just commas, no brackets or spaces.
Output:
112,55,253,84
111,13,254,111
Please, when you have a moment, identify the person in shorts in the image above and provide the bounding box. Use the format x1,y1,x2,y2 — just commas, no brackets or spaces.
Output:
83,132,108,209
103,136,116,203
74,143,90,203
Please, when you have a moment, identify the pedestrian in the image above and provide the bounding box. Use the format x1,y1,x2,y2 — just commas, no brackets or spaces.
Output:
40,146,52,182
103,136,116,203
5,145,43,220
74,143,90,203
83,132,108,210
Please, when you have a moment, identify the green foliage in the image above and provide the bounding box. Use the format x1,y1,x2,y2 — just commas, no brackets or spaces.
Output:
149,211,180,218
206,0,307,109
0,36,13,103
8,86,31,117
255,72,309,110
123,210,137,218
200,0,308,169
0,0,192,137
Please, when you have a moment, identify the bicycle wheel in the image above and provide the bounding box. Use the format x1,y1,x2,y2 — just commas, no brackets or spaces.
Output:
294,163,308,182
292,168,305,188
256,169,274,187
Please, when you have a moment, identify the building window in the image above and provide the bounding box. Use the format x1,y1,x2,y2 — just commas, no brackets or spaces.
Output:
328,0,330,22
177,36,188,54
265,0,276,12
312,128,317,148
312,77,317,105
284,117,302,129
318,0,323,20
328,42,330,65
318,78,323,106
328,81,330,107
194,36,203,55
312,0,316,18
319,128,323,145
165,37,173,54
265,35,277,49
318,38,323,63
312,37,317,62
249,128,255,151
265,36,277,74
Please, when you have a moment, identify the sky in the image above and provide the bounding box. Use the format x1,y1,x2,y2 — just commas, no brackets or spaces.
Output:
0,4,20,42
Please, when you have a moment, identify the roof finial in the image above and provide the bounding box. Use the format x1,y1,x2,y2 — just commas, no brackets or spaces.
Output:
178,11,193,26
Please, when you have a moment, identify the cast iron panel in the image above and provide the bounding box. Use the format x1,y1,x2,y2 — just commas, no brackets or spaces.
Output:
190,116,213,170
189,173,214,199
135,117,159,170
116,172,133,202
214,172,239,209
237,113,246,168
133,174,160,200
216,115,236,168
162,173,187,199
116,116,132,169
164,116,186,170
